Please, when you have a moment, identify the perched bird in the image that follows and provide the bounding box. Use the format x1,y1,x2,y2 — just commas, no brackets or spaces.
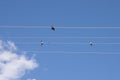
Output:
51,26,55,31
40,40,44,46
89,41,93,46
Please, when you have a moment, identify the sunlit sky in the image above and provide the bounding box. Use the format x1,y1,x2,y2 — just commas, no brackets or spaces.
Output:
0,0,120,80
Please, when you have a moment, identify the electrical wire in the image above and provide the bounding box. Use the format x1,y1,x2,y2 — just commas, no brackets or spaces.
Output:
0,26,120,29
24,51,120,54
14,42,120,44
1,36,120,38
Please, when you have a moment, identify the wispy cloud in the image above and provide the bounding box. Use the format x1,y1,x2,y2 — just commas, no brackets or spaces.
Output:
0,40,38,80
27,78,37,80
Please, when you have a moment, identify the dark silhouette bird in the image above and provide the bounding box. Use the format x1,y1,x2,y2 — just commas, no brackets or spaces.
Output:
51,26,55,31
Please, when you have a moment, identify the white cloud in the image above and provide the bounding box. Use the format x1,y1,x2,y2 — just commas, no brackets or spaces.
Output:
27,78,36,80
0,40,38,80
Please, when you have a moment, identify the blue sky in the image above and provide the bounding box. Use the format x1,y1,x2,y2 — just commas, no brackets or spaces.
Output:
0,0,120,80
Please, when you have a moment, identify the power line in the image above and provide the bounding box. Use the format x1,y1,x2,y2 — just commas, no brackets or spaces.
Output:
0,26,48,28
1,36,120,38
0,32,119,35
24,51,120,54
0,26,120,29
14,42,120,44
50,42,120,45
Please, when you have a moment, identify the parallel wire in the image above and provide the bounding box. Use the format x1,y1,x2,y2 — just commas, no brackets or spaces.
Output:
50,42,120,45
0,32,120,36
24,51,120,54
0,26,48,28
14,42,120,44
1,26,120,54
1,36,120,38
0,26,120,29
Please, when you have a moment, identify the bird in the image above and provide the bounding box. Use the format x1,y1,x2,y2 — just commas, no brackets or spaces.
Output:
40,40,44,46
51,26,55,31
89,41,93,46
